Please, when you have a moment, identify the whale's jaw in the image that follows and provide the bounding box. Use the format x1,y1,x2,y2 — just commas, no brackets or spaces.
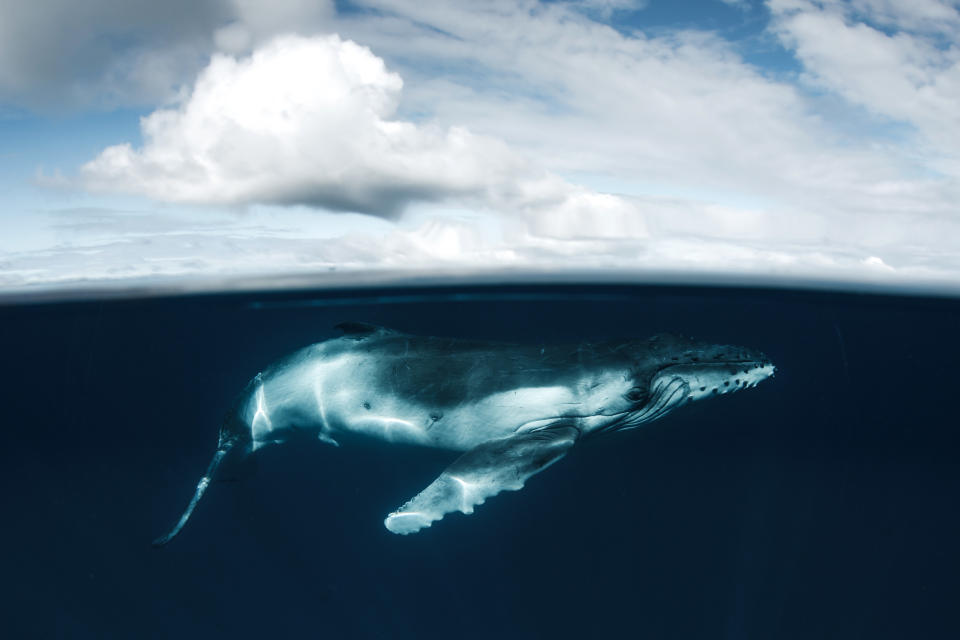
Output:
613,354,775,431
657,359,776,402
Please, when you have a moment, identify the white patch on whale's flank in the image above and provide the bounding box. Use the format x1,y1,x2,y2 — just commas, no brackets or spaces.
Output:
349,415,427,443
251,383,273,442
470,386,576,423
313,369,328,430
312,363,337,445
509,376,634,433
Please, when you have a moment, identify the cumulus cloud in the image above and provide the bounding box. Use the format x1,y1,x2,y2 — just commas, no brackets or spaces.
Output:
81,34,647,230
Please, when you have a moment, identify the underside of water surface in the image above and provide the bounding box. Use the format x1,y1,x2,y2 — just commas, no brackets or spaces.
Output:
2,281,957,639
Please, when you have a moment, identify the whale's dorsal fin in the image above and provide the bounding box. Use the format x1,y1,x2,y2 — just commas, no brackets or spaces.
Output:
334,322,396,338
384,424,580,534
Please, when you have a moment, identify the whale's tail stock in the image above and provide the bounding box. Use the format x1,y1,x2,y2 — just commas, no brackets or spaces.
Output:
153,411,251,547
152,446,229,547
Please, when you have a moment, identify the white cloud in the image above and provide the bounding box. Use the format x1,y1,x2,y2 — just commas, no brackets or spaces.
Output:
81,34,648,234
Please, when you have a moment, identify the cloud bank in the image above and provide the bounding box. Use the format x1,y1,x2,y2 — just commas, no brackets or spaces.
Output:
80,34,647,236
4,202,958,294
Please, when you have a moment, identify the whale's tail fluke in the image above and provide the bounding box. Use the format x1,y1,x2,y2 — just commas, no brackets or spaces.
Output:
152,445,231,547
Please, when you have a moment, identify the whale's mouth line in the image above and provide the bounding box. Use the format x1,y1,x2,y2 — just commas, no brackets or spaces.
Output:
599,358,774,435
654,359,776,385
657,359,769,370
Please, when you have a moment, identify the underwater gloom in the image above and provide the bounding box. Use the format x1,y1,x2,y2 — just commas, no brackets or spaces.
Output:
2,283,957,639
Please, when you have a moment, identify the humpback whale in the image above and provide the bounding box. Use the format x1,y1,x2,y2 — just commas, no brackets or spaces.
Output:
154,323,775,545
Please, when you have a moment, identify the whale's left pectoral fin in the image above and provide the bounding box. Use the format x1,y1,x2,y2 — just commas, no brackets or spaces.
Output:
384,425,580,535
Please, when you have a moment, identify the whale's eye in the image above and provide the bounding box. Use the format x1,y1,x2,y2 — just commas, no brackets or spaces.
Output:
625,388,646,403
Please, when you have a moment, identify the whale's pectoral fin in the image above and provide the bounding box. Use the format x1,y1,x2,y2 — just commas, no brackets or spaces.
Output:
384,424,580,535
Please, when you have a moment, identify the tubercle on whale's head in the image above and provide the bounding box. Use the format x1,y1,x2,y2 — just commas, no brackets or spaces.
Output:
648,334,773,396
614,334,775,428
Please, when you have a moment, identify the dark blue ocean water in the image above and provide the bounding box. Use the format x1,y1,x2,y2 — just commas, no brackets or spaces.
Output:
2,284,958,639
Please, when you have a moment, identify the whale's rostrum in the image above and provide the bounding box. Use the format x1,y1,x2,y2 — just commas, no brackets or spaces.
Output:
154,324,775,544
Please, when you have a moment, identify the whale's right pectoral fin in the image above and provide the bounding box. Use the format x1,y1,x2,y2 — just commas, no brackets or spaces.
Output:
384,424,580,535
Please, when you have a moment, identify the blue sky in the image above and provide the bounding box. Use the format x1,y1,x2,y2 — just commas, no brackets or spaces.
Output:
1,0,959,292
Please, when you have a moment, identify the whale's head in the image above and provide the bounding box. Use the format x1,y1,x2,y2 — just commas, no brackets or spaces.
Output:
612,333,775,430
